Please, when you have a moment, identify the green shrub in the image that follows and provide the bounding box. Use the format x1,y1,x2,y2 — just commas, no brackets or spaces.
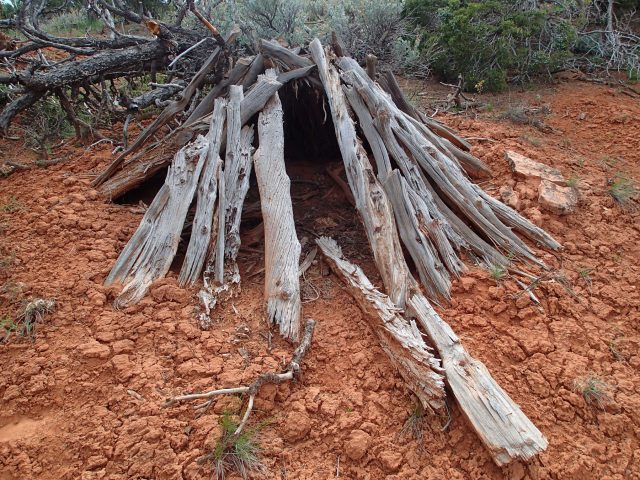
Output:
406,0,576,91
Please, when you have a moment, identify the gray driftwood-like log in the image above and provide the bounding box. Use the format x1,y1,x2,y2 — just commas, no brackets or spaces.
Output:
253,91,301,342
178,98,226,286
406,292,548,465
312,38,548,466
316,236,445,410
384,171,452,301
105,135,209,306
309,38,412,307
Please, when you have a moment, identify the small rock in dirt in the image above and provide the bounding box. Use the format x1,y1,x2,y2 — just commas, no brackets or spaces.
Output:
283,411,312,442
538,180,577,215
77,341,111,360
378,450,403,473
111,354,134,382
506,151,565,186
499,185,521,210
344,429,371,461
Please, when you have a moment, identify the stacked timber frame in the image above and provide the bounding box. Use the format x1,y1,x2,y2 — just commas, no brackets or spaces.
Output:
98,37,558,466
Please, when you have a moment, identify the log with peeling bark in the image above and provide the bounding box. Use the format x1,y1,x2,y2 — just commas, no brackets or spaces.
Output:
316,236,445,410
253,87,301,342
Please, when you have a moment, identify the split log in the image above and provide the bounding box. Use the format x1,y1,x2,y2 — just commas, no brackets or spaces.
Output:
178,98,226,286
314,39,548,466
407,293,548,465
316,236,445,410
253,90,301,342
309,38,412,307
97,70,283,200
105,135,209,306
384,171,452,301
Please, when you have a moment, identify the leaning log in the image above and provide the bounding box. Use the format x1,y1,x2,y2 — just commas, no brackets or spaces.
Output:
317,236,445,410
105,135,209,306
309,38,412,307
178,98,226,285
253,89,301,342
312,38,548,466
407,293,549,465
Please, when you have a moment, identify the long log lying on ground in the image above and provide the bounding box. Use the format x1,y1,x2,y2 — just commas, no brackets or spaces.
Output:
311,38,548,466
309,38,412,307
407,292,548,465
178,98,226,285
316,236,445,410
253,89,301,342
104,135,209,306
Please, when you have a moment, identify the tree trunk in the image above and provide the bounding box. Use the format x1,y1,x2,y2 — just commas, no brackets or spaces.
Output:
253,84,301,342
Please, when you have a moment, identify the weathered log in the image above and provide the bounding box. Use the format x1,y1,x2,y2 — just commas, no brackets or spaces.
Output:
316,236,445,410
384,171,452,301
253,90,301,342
98,70,283,200
94,46,223,186
105,135,209,306
407,292,548,465
309,38,412,307
184,55,254,126
315,40,548,466
178,98,226,286
93,26,240,187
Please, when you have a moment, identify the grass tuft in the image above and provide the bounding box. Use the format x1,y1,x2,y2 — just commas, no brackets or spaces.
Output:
607,173,637,205
201,412,266,480
573,373,611,409
0,196,22,213
400,403,425,443
2,298,56,342
486,263,507,282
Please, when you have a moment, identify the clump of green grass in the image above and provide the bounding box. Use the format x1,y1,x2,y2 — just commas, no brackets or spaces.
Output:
200,413,265,480
577,266,593,285
400,403,425,443
0,196,22,213
573,373,611,409
607,173,637,205
486,263,507,282
2,298,56,342
566,175,580,189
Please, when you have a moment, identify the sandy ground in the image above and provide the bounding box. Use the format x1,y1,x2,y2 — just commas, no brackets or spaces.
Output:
0,79,638,479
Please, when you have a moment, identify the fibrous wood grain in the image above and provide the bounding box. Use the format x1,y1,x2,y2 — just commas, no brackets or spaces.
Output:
105,135,209,306
407,292,548,465
309,38,412,307
253,91,301,342
178,98,226,286
317,236,445,410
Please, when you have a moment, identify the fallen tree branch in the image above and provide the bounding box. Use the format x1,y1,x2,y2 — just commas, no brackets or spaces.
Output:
164,318,316,435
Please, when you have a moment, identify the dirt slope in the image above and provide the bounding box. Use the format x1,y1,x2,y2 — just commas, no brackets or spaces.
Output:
0,80,638,479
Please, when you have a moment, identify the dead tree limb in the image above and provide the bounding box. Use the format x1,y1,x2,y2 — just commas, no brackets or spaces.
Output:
164,318,316,435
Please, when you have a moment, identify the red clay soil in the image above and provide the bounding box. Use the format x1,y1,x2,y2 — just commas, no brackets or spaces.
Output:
0,80,638,480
